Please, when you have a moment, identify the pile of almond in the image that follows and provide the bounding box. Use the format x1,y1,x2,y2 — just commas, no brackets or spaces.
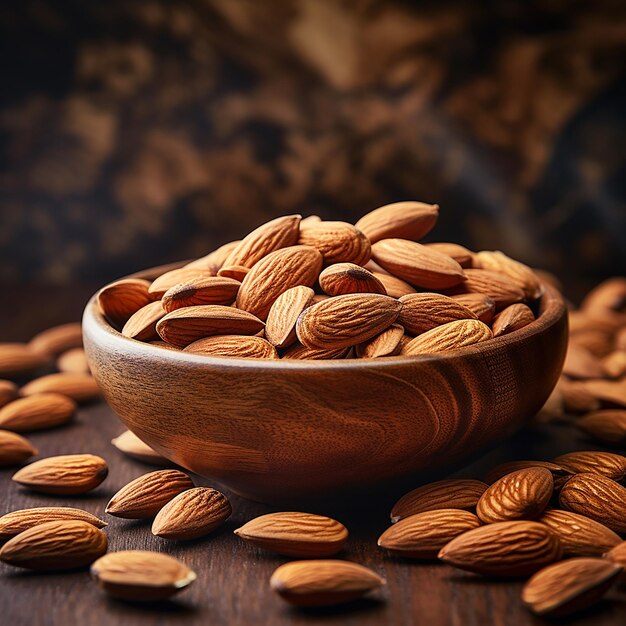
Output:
97,202,545,359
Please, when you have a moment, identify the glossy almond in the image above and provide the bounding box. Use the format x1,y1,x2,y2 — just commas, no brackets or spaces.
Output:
265,286,315,348
558,473,626,533
156,305,264,347
474,250,543,300
356,324,404,358
91,550,196,601
451,293,496,324
425,242,473,267
390,479,489,523
0,430,38,466
56,347,90,374
184,240,239,272
447,269,526,309
0,520,107,570
161,276,241,312
484,460,573,490
270,560,384,607
106,469,194,519
372,271,416,298
438,520,562,577
281,344,351,360
296,293,402,349
319,263,386,296
183,335,279,359
21,373,101,404
222,214,301,268
355,201,439,243
236,245,323,320
148,268,214,298
577,410,626,446
13,454,108,495
234,512,348,557
0,379,19,408
476,467,553,523
492,303,535,337
0,343,49,377
562,344,606,379
537,510,621,557
97,279,153,326
111,430,169,466
552,451,626,480
0,393,76,432
152,487,232,540
0,507,107,540
29,323,83,357
398,293,477,335
401,319,493,356
121,301,165,341
298,221,371,265
379,509,481,559
371,239,466,289
522,558,622,617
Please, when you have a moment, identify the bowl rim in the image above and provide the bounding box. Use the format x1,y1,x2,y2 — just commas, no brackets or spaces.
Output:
83,261,567,371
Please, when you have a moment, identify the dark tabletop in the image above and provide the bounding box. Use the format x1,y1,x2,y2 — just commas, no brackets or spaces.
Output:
1,284,625,626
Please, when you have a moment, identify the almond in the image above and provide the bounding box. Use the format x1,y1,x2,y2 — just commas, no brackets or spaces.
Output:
450,293,496,324
281,344,351,360
148,268,214,298
234,512,348,557
156,305,265,347
492,303,535,337
559,473,626,533
606,541,626,571
97,278,154,326
390,479,488,523
559,378,601,413
184,240,239,272
236,245,323,320
537,510,621,557
438,520,562,577
121,300,165,341
183,335,279,359
161,276,241,312
474,250,543,300
298,221,371,265
91,550,196,601
0,520,107,570
0,507,107,540
296,293,402,349
577,410,626,447
378,509,481,558
446,269,526,309
270,560,384,607
552,451,626,480
319,263,386,296
0,430,38,466
0,393,76,432
562,344,605,380
21,373,101,404
476,467,553,523
56,348,90,374
152,487,232,540
222,214,301,268
355,201,439,243
484,460,573,490
372,271,416,298
12,454,108,495
300,215,322,227
581,277,626,312
569,308,626,335
106,469,194,519
371,239,466,289
522,558,622,617
265,286,315,348
400,319,493,356
28,323,83,358
581,378,626,408
356,324,404,358
111,430,169,465
216,265,249,281
425,242,473,267
0,379,19,408
0,343,50,377
398,293,477,335
602,351,626,379
570,329,613,358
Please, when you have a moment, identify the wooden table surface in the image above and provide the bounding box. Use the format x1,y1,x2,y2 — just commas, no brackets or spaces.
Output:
1,284,625,626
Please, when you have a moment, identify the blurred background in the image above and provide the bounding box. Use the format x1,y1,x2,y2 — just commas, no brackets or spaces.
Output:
1,0,625,303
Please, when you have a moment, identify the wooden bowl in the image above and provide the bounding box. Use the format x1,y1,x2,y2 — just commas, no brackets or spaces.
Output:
83,262,568,503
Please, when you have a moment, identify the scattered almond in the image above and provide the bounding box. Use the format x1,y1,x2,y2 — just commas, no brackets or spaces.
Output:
577,410,626,446
484,460,573,490
56,347,90,374
552,451,626,480
28,323,83,357
0,430,38,466
0,507,107,540
0,393,76,432
581,277,626,312
0,343,49,377
602,351,626,378
97,278,154,326
562,344,606,379
0,379,19,408
111,430,169,465
21,373,101,404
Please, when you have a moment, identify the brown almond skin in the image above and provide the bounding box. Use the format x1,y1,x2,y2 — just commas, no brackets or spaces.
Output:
537,510,621,557
270,560,384,607
446,269,526,310
0,394,66,435
185,240,239,272
122,301,166,341
111,430,169,466
474,250,543,300
148,268,215,298
183,335,279,359
0,430,38,466
91,550,196,601
379,509,481,559
438,520,562,577
106,470,194,519
401,319,493,356
425,242,473,267
152,487,232,540
56,348,90,374
161,276,241,312
390,479,488,523
581,378,626,408
0,343,50,378
451,294,496,324
522,558,622,617
0,520,107,570
577,410,626,447
476,467,553,523
12,454,108,495
0,379,19,409
0,507,107,540
492,303,535,337
97,278,154,326
484,460,573,490
562,344,606,380
28,323,83,358
581,277,626,312
398,293,477,335
234,512,348,557
20,373,101,404
559,473,626,533
552,451,626,480
319,263,386,296
281,344,351,360
216,265,250,281
372,272,416,298
356,324,404,358
265,286,315,348
298,221,371,266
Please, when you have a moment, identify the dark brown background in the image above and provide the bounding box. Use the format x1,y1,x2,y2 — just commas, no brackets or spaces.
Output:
0,0,625,301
